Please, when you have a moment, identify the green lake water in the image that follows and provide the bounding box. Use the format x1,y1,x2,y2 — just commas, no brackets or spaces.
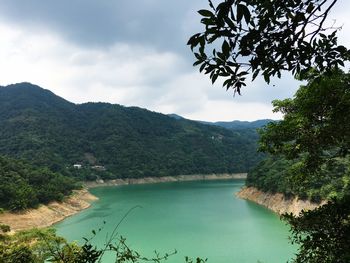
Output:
55,180,296,263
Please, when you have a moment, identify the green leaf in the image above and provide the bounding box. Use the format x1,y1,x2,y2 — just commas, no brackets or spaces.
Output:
237,4,250,24
222,40,230,57
199,63,206,72
211,72,219,84
193,60,202,66
252,69,260,81
236,4,244,23
198,9,214,17
201,18,216,26
263,72,270,83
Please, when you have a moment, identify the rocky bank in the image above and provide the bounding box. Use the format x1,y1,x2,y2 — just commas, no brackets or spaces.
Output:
0,189,98,232
236,186,325,216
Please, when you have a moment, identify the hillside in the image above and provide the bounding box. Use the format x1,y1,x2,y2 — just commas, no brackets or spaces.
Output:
168,114,274,130
200,119,274,130
0,83,264,179
0,155,77,210
213,119,275,130
247,155,350,202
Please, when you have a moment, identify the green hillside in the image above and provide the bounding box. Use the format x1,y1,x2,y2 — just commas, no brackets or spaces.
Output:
200,119,275,130
0,155,77,210
247,156,350,202
0,83,263,180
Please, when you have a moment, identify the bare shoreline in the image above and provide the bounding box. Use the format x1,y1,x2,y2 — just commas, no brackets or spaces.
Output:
0,173,247,232
236,186,325,216
84,173,247,188
0,189,98,233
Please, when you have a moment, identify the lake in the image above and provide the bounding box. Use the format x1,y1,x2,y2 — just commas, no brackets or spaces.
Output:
55,180,296,263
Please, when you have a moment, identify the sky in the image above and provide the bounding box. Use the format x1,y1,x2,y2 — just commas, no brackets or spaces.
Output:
0,0,349,121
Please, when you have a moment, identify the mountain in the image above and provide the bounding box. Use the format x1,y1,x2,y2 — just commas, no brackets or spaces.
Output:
167,113,184,120
168,114,274,130
0,83,264,179
212,119,275,130
199,119,275,130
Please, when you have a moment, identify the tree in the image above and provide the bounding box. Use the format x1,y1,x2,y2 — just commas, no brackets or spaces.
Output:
256,70,350,262
259,69,350,171
188,0,349,94
283,195,350,263
188,1,350,262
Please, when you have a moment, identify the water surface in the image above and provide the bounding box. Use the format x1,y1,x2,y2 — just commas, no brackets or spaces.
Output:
55,180,295,262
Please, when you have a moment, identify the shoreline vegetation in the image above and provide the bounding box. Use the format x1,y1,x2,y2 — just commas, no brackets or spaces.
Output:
0,173,247,232
237,186,325,216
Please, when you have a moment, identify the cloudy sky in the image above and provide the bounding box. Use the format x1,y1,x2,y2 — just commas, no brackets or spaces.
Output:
0,0,349,121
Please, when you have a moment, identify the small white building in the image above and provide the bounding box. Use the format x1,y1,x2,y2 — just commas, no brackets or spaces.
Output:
73,164,82,169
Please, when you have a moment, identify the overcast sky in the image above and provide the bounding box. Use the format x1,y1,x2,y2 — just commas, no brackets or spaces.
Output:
0,0,349,121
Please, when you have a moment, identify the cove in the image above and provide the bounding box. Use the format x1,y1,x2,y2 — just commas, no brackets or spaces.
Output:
55,180,296,263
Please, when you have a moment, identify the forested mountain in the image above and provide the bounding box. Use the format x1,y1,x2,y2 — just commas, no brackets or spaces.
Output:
168,114,274,130
0,83,263,179
212,119,274,130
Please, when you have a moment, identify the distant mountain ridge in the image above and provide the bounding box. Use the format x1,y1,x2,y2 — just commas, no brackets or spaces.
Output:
0,83,264,179
168,113,275,130
210,119,275,130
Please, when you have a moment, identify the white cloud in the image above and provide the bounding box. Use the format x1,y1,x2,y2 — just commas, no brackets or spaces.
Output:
0,0,349,122
0,22,282,121
184,101,282,122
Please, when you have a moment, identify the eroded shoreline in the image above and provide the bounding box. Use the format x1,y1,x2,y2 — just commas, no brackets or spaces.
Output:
84,173,247,188
0,189,98,232
236,186,325,216
0,173,247,232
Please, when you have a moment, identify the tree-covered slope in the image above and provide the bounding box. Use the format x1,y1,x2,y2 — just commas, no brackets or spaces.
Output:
0,155,77,210
0,83,263,179
247,71,350,202
200,119,275,130
247,156,350,202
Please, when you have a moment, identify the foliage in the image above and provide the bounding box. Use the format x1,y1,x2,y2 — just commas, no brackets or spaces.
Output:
0,222,206,263
247,155,350,202
188,0,349,94
247,71,350,262
188,1,350,262
259,69,350,170
282,195,350,263
0,228,66,263
0,155,78,210
248,70,350,202
0,83,264,180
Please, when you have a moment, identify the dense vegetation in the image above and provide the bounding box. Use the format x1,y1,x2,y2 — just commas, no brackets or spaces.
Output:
283,195,350,263
248,70,350,201
247,156,350,202
189,1,349,262
188,0,347,93
0,155,78,211
0,82,264,180
201,119,274,130
246,70,350,263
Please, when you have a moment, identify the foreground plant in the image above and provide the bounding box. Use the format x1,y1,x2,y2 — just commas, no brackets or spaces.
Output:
283,195,350,263
0,207,207,263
